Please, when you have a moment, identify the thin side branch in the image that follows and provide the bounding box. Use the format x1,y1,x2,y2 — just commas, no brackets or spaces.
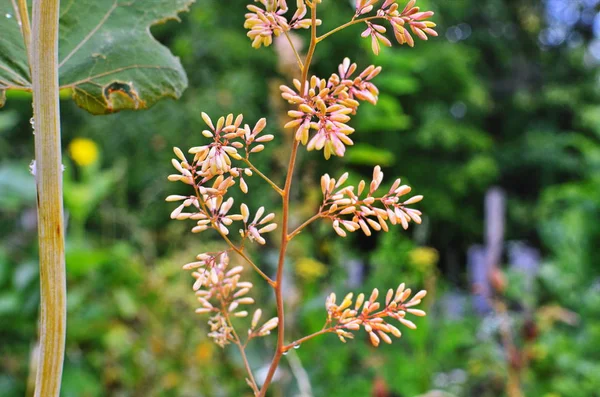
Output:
288,212,323,240
283,327,333,352
224,313,259,395
282,30,304,70
243,158,284,196
316,15,380,42
221,233,275,287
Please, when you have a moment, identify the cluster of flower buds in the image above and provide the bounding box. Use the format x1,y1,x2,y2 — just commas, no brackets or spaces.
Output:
167,115,278,241
185,251,255,346
183,251,278,346
320,166,423,237
167,111,281,347
248,308,280,338
240,204,278,245
244,0,322,48
325,284,427,346
168,113,273,194
281,58,381,159
357,0,438,54
166,193,277,244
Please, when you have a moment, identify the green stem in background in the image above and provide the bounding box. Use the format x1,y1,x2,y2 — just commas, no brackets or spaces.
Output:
31,1,66,396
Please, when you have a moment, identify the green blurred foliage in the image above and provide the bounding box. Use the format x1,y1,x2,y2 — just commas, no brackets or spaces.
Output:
1,0,600,396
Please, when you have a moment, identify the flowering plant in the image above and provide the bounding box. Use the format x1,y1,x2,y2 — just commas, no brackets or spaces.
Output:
167,0,436,394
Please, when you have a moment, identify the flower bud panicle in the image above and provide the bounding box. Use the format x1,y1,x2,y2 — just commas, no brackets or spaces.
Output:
325,284,427,346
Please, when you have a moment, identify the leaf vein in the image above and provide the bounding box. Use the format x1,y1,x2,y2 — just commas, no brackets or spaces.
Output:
58,1,119,69
0,63,29,86
63,65,179,87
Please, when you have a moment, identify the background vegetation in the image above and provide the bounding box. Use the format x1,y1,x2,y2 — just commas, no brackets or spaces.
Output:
1,0,600,396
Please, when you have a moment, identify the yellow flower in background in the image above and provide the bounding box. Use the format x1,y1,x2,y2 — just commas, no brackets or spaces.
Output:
295,257,327,281
68,138,99,166
195,340,214,362
408,246,439,273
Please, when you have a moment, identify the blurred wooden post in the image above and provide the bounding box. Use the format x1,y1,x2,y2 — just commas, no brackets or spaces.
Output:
485,188,505,284
486,188,523,397
468,188,506,311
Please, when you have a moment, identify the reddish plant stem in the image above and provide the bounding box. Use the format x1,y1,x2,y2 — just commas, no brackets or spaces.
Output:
258,140,300,396
287,212,323,240
257,4,318,396
283,327,334,352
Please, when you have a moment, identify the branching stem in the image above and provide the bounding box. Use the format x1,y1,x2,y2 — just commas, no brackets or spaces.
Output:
257,4,319,396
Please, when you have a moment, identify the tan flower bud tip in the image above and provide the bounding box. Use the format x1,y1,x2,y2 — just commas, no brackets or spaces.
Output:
388,324,402,338
234,288,251,298
201,112,215,130
166,195,188,202
258,223,278,234
226,266,244,277
411,290,427,301
385,289,394,306
407,309,426,317
399,318,417,330
378,331,392,344
261,318,279,332
400,288,412,303
355,293,365,311
369,288,379,303
236,297,255,305
173,147,186,161
403,195,423,205
369,332,380,347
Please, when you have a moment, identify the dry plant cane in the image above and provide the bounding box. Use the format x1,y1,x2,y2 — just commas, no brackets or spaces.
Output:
5,0,191,395
167,0,437,395
29,1,66,396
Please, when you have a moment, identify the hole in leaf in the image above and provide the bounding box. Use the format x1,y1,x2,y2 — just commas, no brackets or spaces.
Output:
103,81,146,112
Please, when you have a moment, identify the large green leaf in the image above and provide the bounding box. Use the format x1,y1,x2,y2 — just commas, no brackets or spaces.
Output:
0,0,193,114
